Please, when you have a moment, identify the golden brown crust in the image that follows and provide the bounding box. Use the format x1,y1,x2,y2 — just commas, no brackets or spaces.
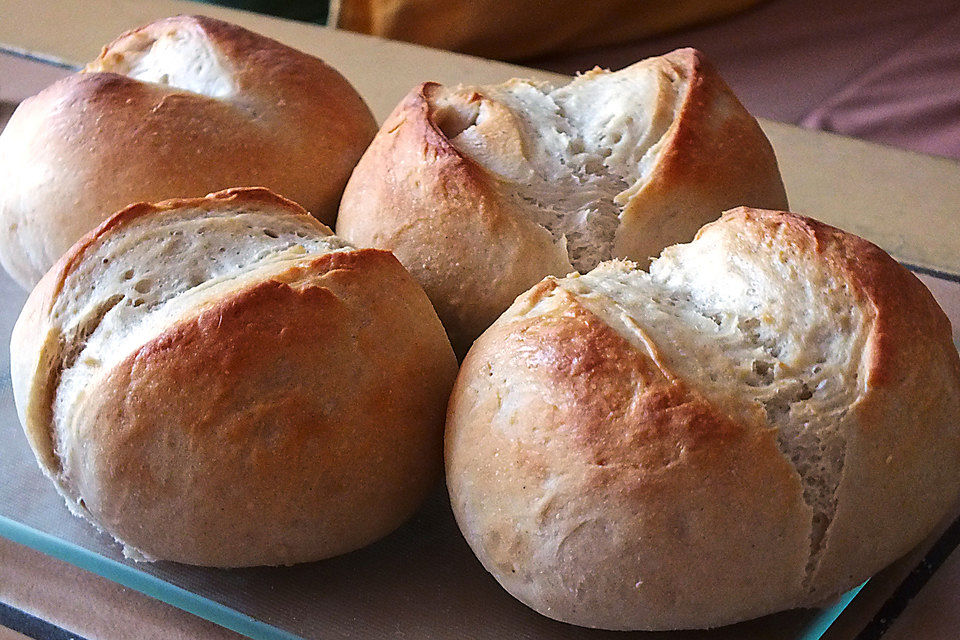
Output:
614,49,788,261
10,266,62,474
49,187,328,305
12,188,332,482
714,207,958,393
722,209,960,601
447,279,810,629
337,49,786,357
12,188,458,566
0,16,377,288
68,249,454,566
446,208,960,629
337,83,570,357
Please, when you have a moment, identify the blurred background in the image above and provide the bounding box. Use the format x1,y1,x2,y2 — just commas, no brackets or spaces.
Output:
199,0,960,161
3,0,959,161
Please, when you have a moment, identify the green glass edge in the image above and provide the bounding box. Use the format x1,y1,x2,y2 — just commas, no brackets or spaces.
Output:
0,510,869,640
800,580,868,640
0,514,304,640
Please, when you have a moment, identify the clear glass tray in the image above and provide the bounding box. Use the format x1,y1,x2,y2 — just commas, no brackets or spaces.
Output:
5,268,957,640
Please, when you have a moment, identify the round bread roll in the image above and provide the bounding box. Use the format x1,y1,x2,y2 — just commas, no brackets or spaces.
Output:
446,207,960,630
0,15,378,289
337,48,788,356
11,187,457,567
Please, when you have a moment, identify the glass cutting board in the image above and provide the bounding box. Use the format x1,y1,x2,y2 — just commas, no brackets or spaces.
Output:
13,265,956,640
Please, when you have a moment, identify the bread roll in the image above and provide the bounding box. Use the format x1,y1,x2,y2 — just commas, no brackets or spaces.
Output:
446,207,960,630
0,15,378,289
337,49,788,356
11,188,457,567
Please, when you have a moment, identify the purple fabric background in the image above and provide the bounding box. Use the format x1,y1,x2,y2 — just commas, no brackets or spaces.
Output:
527,0,960,161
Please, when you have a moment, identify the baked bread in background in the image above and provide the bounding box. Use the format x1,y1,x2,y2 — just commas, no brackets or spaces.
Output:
332,0,762,60
337,48,788,357
0,15,377,289
446,207,960,630
11,187,457,567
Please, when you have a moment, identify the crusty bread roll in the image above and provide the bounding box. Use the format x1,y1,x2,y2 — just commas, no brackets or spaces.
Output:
337,49,788,356
0,15,377,289
11,188,457,567
446,207,960,630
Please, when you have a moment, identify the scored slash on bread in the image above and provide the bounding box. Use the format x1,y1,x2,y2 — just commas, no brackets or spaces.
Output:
445,207,960,630
11,187,457,567
337,48,788,357
0,15,378,289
